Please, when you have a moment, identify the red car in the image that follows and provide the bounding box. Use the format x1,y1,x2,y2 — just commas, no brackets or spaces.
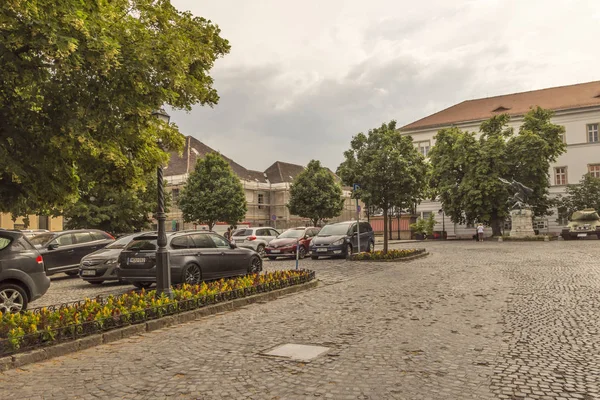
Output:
265,227,320,260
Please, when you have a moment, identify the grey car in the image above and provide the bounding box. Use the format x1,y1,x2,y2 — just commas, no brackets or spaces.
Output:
0,230,51,312
310,221,375,259
116,231,263,289
79,232,156,285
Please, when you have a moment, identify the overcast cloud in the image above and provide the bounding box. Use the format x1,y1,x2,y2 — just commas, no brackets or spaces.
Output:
170,0,600,172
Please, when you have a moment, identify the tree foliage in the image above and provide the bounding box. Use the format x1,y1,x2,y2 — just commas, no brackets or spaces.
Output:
287,160,344,226
429,107,566,235
0,0,230,218
556,174,600,222
62,174,170,235
178,153,247,230
337,120,428,252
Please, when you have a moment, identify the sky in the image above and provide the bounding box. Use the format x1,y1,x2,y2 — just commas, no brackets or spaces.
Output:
170,0,600,172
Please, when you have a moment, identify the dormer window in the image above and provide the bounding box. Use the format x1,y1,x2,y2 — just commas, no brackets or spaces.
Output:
492,106,511,113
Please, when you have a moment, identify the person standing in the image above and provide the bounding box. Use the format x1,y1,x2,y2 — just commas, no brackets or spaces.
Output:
477,224,484,242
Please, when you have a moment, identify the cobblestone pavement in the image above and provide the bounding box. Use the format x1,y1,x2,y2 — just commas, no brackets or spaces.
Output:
2,240,600,399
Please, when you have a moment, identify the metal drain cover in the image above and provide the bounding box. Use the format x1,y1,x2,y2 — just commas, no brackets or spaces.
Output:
262,344,330,361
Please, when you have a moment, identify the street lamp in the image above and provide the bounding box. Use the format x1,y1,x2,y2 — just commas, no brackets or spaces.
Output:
152,109,172,299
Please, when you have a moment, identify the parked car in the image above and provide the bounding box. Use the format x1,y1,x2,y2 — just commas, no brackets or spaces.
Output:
561,209,600,240
0,230,51,312
310,221,375,259
265,227,320,260
29,230,115,276
116,230,263,289
20,229,50,239
231,227,280,257
79,232,155,285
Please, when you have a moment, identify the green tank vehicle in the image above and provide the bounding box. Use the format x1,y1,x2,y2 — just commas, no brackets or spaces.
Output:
561,208,600,240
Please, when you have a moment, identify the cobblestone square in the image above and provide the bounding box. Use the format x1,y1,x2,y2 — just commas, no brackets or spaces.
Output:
2,240,600,399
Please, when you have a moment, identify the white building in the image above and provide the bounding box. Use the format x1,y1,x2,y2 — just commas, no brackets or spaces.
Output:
400,80,600,238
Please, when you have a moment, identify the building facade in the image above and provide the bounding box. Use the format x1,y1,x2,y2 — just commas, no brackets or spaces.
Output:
401,81,600,238
0,214,63,231
163,136,361,233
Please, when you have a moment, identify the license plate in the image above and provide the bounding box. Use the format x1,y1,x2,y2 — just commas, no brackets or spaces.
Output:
317,248,328,252
128,257,147,264
577,233,588,237
81,270,96,276
271,249,281,253
236,239,245,243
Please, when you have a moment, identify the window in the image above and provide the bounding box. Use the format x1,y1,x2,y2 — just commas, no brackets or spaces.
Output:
190,234,215,248
558,131,565,143
415,140,431,157
210,234,230,248
256,228,270,237
589,164,600,178
554,167,567,185
0,236,12,251
233,229,253,237
56,234,74,246
258,193,265,209
91,232,107,241
73,232,93,244
38,215,49,230
533,219,547,230
171,188,180,203
588,124,599,143
269,229,279,237
170,236,189,249
360,222,372,232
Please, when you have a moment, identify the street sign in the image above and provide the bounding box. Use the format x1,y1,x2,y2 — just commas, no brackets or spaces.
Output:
353,184,360,191
357,205,361,213
271,215,277,221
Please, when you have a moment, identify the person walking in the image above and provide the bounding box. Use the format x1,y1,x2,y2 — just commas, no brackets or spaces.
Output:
477,224,484,242
224,226,232,241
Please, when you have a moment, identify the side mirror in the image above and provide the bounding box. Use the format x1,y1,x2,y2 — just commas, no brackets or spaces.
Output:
48,243,59,250
230,242,237,249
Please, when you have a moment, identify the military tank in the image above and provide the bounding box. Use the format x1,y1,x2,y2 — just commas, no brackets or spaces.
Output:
561,208,600,240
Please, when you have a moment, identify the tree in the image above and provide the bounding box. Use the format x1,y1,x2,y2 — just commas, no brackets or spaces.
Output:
62,174,170,235
178,153,247,230
0,0,230,218
338,121,428,253
429,107,566,236
556,174,600,222
287,160,344,227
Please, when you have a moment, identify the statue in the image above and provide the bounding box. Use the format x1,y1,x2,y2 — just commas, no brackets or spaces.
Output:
498,178,534,210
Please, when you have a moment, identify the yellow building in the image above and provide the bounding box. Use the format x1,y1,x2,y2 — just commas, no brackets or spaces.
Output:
0,214,63,231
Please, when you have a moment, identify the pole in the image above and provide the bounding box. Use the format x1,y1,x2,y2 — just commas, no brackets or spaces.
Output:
442,211,446,240
356,198,361,253
155,164,173,299
295,238,299,270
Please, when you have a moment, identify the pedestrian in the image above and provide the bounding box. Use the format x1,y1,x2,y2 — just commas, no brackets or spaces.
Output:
477,224,484,242
224,226,232,241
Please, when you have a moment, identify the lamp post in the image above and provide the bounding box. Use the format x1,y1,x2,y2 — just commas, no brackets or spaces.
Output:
152,109,172,299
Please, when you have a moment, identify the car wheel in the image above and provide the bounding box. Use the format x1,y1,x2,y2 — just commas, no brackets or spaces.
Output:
133,282,153,289
256,245,266,258
367,241,375,253
0,283,28,313
249,256,262,274
311,255,319,260
183,263,202,285
298,246,306,259
88,281,104,285
65,271,78,277
268,256,277,261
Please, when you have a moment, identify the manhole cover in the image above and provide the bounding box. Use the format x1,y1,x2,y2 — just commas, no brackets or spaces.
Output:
262,344,330,361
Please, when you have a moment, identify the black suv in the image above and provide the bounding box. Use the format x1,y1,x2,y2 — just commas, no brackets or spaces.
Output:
29,230,115,276
310,221,375,259
117,231,262,289
0,230,51,311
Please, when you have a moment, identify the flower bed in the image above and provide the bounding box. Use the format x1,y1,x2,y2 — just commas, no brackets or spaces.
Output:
0,270,314,356
500,235,556,241
351,248,426,261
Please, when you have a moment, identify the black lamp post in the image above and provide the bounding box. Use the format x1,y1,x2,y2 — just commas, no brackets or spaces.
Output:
152,109,173,299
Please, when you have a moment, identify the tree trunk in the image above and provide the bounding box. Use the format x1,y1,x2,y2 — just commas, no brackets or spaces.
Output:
313,218,319,227
383,207,389,253
490,216,503,237
208,222,215,231
397,210,401,240
388,212,393,241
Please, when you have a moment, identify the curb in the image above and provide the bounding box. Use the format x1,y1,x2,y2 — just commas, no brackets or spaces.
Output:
351,251,429,263
0,280,320,372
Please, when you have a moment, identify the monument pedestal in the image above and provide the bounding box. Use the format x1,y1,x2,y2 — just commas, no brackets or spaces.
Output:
510,208,535,238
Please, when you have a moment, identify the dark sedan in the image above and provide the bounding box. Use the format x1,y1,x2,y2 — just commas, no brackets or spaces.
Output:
116,230,262,289
29,230,115,276
79,232,155,284
265,227,320,260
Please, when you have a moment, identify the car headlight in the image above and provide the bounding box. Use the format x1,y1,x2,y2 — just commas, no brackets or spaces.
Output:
105,258,118,265
333,239,344,245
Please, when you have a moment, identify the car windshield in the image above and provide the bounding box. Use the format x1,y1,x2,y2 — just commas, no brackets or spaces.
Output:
278,230,305,239
125,238,157,251
233,229,254,237
106,234,139,249
29,233,56,246
318,224,350,236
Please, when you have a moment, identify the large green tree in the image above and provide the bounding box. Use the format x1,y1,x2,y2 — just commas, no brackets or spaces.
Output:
287,160,344,227
556,174,600,222
338,121,428,253
178,153,247,230
0,0,230,218
429,107,566,236
62,174,170,235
